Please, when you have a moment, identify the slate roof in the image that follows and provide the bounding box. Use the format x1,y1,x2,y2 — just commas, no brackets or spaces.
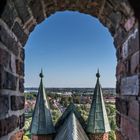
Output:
86,70,111,134
30,70,55,135
55,103,86,130
55,112,89,140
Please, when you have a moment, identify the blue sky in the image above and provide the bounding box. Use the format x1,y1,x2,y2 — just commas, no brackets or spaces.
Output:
25,11,116,88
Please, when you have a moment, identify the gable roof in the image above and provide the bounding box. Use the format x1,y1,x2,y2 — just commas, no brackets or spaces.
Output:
55,103,86,130
30,70,55,135
55,112,89,140
86,70,111,133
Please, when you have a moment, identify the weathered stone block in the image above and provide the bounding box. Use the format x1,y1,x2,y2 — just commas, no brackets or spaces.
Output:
114,28,127,47
116,62,125,76
128,29,139,55
0,47,11,69
124,17,135,31
0,24,20,56
102,1,113,16
0,95,9,119
0,115,19,137
13,0,31,23
128,100,139,122
116,98,128,115
0,70,17,90
122,28,138,59
11,96,25,111
1,1,18,28
120,1,132,16
131,51,139,74
109,12,121,29
12,22,28,46
121,116,139,140
29,0,44,23
121,75,139,95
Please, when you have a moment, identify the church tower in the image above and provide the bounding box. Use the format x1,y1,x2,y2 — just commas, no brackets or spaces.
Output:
30,70,55,140
86,70,110,140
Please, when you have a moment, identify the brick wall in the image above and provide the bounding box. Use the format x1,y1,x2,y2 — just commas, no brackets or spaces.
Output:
89,133,109,140
0,18,25,139
32,135,53,140
0,0,139,140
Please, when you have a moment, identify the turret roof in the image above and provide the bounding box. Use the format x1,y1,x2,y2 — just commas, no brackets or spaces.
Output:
86,70,111,133
55,103,86,130
55,105,89,140
30,70,55,135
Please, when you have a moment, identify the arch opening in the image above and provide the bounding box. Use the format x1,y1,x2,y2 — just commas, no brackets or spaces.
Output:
25,11,116,88
24,10,117,140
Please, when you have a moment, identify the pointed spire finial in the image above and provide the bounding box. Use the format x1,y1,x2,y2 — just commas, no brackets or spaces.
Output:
30,68,55,135
39,69,44,78
86,68,111,134
96,69,100,79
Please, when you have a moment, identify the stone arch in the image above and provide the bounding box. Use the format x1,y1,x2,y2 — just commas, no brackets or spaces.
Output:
0,0,139,140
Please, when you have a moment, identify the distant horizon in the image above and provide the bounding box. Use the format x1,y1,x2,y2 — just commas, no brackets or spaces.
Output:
25,86,116,88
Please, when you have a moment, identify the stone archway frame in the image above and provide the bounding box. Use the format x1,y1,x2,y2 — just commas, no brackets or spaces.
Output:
0,0,139,140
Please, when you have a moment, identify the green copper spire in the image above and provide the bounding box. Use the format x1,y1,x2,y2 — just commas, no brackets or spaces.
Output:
86,70,110,133
55,103,86,130
55,111,89,140
30,70,55,135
